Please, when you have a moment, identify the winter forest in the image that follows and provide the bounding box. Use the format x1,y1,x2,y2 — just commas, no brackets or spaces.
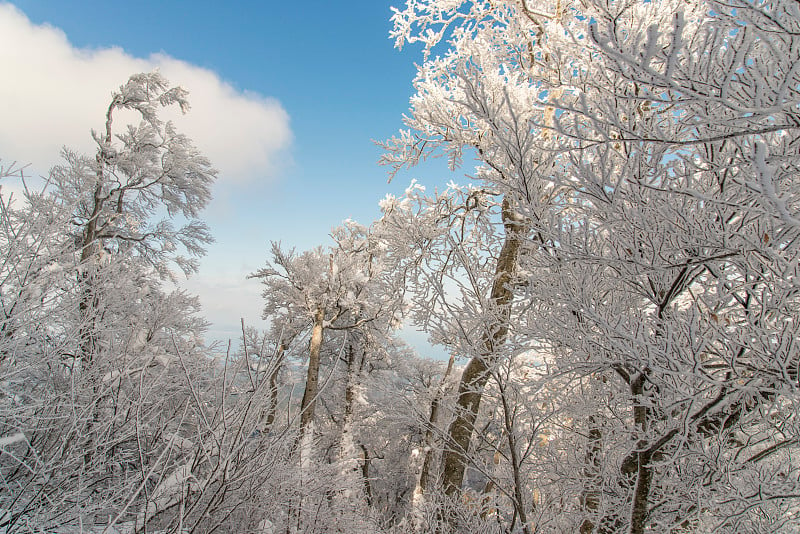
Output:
2,0,800,532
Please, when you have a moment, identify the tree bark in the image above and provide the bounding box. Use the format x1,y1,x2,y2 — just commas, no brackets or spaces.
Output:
77,101,116,366
337,341,366,501
628,372,652,534
440,197,528,497
77,173,106,365
579,418,603,534
417,353,455,497
265,339,288,428
360,443,373,506
409,353,455,531
299,307,325,438
629,449,653,534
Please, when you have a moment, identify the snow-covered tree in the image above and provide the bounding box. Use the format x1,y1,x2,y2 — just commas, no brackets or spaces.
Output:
50,71,216,363
0,73,282,534
386,0,800,531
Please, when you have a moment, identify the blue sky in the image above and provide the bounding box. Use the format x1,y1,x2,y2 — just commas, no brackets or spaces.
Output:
9,0,428,236
1,1,459,356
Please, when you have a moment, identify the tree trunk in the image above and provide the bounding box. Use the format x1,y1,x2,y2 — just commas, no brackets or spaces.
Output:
599,371,653,533
77,180,105,365
579,418,603,534
360,443,372,506
337,341,366,501
628,372,652,534
440,197,527,498
629,450,653,534
265,336,291,429
78,113,114,366
299,307,325,440
417,353,455,496
498,380,531,534
410,353,456,528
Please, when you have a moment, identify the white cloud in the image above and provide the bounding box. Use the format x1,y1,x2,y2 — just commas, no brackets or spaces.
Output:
0,3,291,183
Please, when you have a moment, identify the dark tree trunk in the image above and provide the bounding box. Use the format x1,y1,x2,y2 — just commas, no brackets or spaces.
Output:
440,197,528,497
